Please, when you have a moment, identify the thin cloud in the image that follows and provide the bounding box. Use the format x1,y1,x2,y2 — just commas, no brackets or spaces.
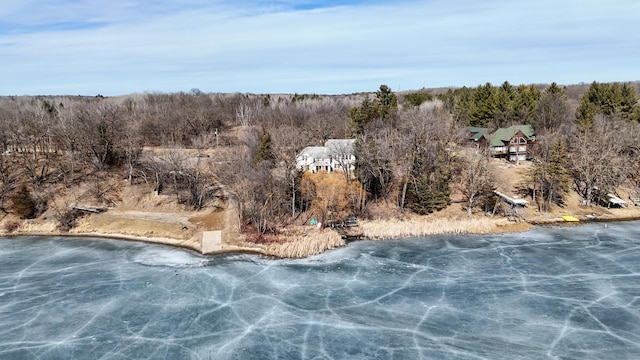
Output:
1,0,639,95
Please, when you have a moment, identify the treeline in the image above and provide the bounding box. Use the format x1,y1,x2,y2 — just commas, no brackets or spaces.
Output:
321,80,640,220
0,80,639,236
0,90,360,231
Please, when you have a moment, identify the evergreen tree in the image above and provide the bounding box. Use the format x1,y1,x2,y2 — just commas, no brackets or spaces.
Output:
348,85,398,135
545,82,564,95
375,84,398,123
575,82,640,128
404,92,433,107
469,83,496,126
534,83,569,131
620,83,640,122
493,81,515,127
523,139,570,211
512,84,540,125
543,140,571,209
575,96,597,129
437,89,456,113
406,146,451,214
348,99,377,135
254,133,275,166
451,87,473,125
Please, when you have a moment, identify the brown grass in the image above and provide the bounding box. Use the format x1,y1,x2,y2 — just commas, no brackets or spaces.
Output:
264,228,345,258
72,213,195,239
358,216,531,240
18,219,58,233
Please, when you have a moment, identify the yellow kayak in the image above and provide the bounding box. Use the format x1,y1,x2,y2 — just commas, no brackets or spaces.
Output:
561,215,580,222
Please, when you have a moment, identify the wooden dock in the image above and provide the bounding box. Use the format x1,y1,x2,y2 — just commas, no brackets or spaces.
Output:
494,190,528,207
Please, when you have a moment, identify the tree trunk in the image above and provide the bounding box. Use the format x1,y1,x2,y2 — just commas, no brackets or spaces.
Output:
400,176,409,211
291,177,296,219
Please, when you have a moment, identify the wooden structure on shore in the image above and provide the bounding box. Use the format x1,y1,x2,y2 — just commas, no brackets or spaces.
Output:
494,190,528,207
70,203,107,213
607,194,627,208
329,216,359,229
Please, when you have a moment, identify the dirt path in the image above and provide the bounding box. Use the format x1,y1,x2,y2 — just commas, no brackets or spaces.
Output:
109,210,193,225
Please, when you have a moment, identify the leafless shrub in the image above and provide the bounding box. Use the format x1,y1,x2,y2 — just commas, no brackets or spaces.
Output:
4,220,21,233
56,209,84,232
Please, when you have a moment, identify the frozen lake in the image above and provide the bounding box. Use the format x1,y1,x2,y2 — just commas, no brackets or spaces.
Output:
1,222,640,359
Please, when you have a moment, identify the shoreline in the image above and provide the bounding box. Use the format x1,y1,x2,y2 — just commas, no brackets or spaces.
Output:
2,208,639,258
4,230,273,257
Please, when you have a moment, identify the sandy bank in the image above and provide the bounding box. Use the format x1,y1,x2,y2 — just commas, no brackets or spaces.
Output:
2,205,640,258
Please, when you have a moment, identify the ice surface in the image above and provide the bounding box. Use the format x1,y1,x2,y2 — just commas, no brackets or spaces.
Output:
132,247,208,268
1,223,640,359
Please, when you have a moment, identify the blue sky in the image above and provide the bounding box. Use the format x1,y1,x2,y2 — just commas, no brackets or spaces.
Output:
1,0,639,96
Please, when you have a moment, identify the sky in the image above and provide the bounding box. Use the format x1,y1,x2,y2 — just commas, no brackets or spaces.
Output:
1,0,639,96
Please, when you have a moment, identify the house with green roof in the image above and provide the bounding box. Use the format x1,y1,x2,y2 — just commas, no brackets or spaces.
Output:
466,125,536,162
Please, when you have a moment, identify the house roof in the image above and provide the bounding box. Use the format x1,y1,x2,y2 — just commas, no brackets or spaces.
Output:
488,125,534,147
298,139,356,161
298,146,330,159
467,127,490,141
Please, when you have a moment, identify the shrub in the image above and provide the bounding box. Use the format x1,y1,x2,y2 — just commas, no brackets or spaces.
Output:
56,209,84,232
10,185,37,219
3,221,21,233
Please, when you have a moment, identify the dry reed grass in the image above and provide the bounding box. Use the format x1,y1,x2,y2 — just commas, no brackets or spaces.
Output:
265,228,345,258
358,216,530,240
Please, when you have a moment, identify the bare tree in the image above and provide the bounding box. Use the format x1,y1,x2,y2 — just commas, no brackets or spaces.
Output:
272,125,313,219
457,150,495,216
355,132,396,201
568,116,623,206
115,111,143,184
0,153,18,211
534,85,571,133
236,102,256,128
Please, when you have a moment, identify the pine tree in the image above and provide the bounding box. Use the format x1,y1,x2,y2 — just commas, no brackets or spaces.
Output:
452,87,473,125
544,140,571,208
469,82,496,126
620,83,640,122
254,133,275,166
348,99,377,135
576,96,597,129
534,83,569,131
348,85,398,134
406,147,451,214
524,139,570,211
375,84,398,124
493,81,515,127
513,84,540,125
545,82,564,95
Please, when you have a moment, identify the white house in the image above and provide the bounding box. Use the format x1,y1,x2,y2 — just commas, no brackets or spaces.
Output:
296,139,356,173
